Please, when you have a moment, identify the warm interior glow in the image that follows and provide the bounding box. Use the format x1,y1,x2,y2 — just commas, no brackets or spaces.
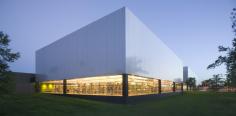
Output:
40,74,182,96
183,84,187,90
66,75,122,96
161,80,173,93
40,80,63,94
48,84,53,89
128,75,159,96
175,83,182,92
41,84,47,90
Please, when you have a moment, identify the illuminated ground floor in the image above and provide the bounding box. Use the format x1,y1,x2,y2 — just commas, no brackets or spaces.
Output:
40,74,186,98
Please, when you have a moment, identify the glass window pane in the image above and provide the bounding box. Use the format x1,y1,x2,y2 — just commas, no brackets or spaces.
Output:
128,75,159,96
175,83,182,92
183,84,187,91
67,75,122,96
40,80,63,94
161,80,173,93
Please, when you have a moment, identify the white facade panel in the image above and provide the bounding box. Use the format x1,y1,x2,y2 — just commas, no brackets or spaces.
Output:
125,8,184,81
36,7,187,82
36,8,126,81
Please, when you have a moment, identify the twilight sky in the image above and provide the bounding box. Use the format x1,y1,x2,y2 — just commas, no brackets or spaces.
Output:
0,0,235,83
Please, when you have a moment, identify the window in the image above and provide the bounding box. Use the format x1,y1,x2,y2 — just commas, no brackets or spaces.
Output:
40,80,63,94
128,75,159,96
161,80,173,93
183,84,187,91
66,75,122,96
175,83,182,92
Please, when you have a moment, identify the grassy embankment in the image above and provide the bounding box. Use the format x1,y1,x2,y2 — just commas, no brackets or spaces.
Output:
0,92,236,116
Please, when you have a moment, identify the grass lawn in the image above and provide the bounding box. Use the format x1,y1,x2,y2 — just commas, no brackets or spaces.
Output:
0,92,236,116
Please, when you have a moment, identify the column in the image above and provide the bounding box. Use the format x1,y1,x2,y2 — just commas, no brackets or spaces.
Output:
181,83,184,95
122,74,128,103
173,82,176,92
35,81,40,93
63,79,67,95
158,79,161,94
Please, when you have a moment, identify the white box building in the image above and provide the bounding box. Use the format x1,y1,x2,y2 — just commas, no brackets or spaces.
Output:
36,7,185,97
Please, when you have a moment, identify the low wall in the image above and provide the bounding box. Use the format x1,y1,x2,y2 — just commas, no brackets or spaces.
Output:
12,72,36,94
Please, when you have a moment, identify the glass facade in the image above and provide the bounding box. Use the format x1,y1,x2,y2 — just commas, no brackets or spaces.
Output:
128,75,159,96
40,80,63,94
183,84,187,91
66,75,122,96
161,80,173,93
40,75,184,96
175,83,182,92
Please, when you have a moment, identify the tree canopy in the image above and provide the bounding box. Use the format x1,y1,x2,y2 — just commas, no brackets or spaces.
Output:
207,8,236,87
0,31,20,93
202,74,225,89
0,32,20,75
186,77,196,90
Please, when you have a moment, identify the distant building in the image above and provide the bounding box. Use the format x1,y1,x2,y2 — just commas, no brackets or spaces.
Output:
183,66,188,82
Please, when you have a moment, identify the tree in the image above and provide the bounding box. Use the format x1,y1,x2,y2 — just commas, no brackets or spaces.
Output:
0,31,20,93
207,8,236,87
201,79,211,87
211,74,225,89
201,74,225,91
186,77,196,90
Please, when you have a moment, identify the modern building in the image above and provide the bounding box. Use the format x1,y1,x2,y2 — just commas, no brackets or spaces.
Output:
183,66,188,82
36,7,186,100
183,66,197,83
